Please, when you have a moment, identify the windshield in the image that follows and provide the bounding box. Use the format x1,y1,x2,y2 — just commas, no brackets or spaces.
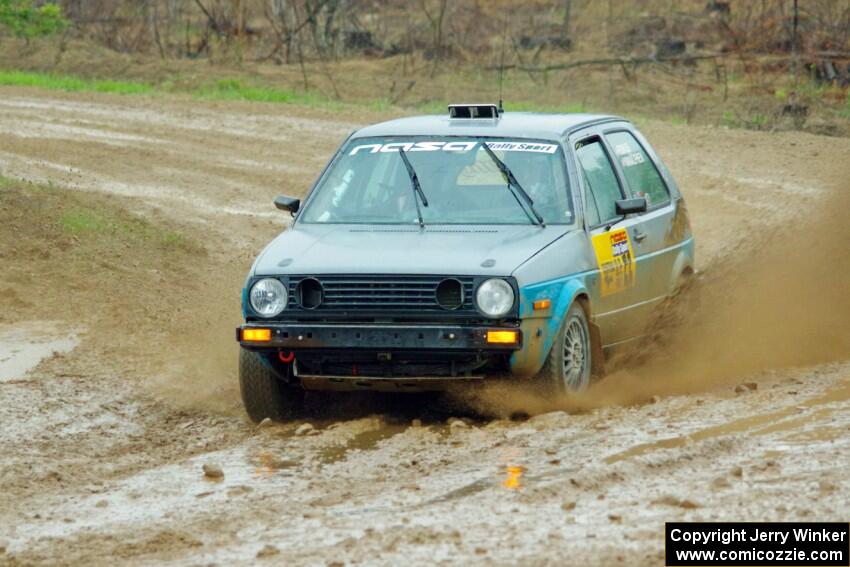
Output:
298,136,574,225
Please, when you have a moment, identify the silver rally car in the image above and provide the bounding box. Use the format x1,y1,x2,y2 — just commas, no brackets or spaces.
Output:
237,104,694,421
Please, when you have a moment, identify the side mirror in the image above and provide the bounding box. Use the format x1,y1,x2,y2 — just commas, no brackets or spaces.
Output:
615,197,647,216
274,195,300,214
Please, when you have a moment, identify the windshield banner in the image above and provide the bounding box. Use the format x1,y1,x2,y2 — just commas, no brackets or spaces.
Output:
349,141,559,155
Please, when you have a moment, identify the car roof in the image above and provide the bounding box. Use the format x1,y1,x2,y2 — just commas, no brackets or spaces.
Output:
351,112,627,141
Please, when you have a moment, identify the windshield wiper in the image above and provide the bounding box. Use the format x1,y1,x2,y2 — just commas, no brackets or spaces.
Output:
478,142,545,227
397,147,429,228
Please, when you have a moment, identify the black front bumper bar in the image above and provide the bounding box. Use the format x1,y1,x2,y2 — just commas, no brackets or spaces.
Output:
237,323,522,351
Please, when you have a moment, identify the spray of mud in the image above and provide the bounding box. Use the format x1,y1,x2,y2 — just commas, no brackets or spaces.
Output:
146,306,242,415
469,173,850,417
139,261,245,415
140,164,850,421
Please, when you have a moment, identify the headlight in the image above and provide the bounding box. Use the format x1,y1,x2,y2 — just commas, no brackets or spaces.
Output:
250,278,288,317
475,278,515,318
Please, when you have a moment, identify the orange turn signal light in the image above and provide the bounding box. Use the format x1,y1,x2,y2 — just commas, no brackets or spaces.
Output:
533,299,551,310
487,330,519,344
242,328,271,342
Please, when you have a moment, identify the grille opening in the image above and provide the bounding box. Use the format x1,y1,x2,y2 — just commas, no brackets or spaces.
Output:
436,278,464,310
298,277,323,309
284,275,477,314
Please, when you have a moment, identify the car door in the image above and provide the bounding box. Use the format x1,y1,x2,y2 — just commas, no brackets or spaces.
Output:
602,128,679,303
572,133,653,346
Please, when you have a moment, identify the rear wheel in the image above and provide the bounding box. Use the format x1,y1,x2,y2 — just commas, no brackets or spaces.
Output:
239,349,304,422
537,302,592,393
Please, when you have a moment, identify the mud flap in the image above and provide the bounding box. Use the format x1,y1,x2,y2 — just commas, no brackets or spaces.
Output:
589,320,605,378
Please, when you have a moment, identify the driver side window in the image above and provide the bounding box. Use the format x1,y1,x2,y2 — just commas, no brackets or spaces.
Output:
575,139,623,227
581,169,601,227
605,130,670,207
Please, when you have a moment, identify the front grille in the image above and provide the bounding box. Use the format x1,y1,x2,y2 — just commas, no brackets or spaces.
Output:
287,275,476,312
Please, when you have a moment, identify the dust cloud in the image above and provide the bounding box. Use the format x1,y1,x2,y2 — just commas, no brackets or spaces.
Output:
471,169,850,416
141,276,245,415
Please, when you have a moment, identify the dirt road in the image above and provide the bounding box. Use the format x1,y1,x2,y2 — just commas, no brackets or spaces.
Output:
1,88,849,566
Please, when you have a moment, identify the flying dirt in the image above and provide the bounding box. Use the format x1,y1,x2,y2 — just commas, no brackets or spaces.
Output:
472,180,850,417
0,88,849,565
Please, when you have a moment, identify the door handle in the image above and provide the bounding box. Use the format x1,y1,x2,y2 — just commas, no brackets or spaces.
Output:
632,230,648,242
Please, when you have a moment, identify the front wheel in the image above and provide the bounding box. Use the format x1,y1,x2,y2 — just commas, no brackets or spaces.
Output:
537,302,592,393
238,349,304,422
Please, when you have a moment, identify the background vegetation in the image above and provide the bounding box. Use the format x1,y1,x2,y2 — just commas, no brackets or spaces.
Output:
1,0,849,134
0,0,66,39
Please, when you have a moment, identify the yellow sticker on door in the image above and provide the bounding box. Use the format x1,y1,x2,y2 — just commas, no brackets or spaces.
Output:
592,228,636,297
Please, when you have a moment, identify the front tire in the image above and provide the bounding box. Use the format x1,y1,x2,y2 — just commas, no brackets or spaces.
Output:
239,349,304,422
537,302,592,393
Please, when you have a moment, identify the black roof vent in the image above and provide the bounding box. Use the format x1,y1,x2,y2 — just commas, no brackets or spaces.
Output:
448,103,500,119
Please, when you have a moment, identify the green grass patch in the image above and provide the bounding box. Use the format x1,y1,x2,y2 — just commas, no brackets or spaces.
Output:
0,69,342,108
60,208,110,235
61,205,158,242
161,230,189,248
0,175,202,253
0,69,152,94
191,77,335,107
59,205,197,250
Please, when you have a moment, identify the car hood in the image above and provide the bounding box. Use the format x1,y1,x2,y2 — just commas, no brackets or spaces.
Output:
252,224,572,276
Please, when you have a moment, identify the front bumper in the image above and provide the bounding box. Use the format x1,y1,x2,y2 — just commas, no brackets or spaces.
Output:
237,323,522,351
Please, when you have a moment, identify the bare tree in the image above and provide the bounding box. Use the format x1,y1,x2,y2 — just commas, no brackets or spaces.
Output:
147,0,166,58
420,0,447,71
561,0,571,41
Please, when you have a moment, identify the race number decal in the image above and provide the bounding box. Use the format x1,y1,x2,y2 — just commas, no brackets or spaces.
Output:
592,228,636,297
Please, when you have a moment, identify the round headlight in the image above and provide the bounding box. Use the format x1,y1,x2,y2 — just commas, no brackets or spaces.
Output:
476,278,515,318
250,278,288,317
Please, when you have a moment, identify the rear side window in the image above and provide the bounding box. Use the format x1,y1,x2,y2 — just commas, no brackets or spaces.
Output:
575,140,623,226
606,131,670,207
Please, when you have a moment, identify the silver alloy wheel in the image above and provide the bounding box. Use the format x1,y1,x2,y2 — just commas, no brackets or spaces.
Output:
562,315,590,390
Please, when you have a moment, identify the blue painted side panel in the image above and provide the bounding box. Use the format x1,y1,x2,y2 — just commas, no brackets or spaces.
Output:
510,235,695,379
509,272,592,378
